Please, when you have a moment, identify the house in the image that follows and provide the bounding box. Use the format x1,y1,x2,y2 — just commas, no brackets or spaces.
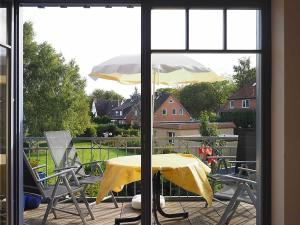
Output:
92,99,121,117
153,93,191,123
108,92,192,126
152,93,236,145
110,93,140,125
153,121,236,146
221,84,256,112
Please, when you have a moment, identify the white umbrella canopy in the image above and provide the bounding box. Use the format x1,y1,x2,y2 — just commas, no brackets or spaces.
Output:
89,54,224,85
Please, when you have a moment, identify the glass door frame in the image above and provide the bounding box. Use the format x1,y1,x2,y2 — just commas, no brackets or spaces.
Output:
0,1,20,225
14,1,271,225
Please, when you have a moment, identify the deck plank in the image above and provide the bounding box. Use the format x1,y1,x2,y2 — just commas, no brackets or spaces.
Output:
24,201,256,225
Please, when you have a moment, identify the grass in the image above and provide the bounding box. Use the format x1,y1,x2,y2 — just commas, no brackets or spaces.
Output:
26,140,137,178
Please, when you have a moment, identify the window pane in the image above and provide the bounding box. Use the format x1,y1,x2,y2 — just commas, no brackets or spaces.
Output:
151,10,185,49
0,8,7,45
189,10,223,49
227,10,259,50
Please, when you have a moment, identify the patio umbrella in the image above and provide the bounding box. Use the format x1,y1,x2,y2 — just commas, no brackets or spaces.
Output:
89,54,224,85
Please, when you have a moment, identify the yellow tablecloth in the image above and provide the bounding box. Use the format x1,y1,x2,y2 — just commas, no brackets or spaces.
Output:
96,153,213,206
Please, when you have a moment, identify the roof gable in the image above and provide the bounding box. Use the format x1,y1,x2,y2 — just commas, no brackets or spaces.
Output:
229,85,256,100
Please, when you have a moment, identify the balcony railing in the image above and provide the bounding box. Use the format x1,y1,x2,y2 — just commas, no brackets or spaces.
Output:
23,136,238,200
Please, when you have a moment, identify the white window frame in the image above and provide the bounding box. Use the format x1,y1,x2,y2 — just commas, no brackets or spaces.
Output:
179,108,184,115
242,99,250,108
169,99,174,103
167,131,176,145
162,109,167,115
172,108,177,115
229,100,235,109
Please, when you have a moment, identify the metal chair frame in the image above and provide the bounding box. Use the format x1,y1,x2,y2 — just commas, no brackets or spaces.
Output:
44,130,118,208
24,152,94,225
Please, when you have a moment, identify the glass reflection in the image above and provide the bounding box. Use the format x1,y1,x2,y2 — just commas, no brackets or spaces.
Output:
0,8,7,45
0,47,7,224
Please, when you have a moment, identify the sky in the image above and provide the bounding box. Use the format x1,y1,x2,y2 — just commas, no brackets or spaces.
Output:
22,7,258,98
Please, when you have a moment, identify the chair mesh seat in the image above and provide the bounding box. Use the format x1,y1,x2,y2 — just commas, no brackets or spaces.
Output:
79,175,103,185
214,184,256,204
43,185,82,198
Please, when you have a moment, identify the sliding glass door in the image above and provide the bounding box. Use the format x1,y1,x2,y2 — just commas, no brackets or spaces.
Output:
0,5,11,225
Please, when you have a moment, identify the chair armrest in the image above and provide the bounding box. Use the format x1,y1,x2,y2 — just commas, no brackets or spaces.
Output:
238,167,256,173
80,160,105,166
221,175,257,185
54,166,79,172
37,168,75,183
32,164,46,170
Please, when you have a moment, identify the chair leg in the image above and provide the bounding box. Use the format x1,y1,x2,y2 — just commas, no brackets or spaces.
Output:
245,184,257,209
225,200,240,224
217,184,245,225
52,198,59,219
63,177,87,225
42,177,61,225
80,190,95,220
42,199,54,225
110,191,119,208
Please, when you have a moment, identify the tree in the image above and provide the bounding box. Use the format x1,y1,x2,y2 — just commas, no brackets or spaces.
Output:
24,22,90,136
179,83,218,118
232,57,256,89
211,81,237,111
156,87,180,99
164,81,235,119
199,111,218,137
91,89,123,101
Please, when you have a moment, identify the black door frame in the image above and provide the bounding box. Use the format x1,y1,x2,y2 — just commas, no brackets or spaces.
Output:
13,1,271,225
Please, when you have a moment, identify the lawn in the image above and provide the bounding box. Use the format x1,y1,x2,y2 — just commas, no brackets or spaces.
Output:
26,140,137,177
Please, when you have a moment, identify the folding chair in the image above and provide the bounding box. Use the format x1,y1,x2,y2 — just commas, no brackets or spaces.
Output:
210,128,256,201
44,130,118,208
217,175,257,225
23,152,94,225
207,128,256,224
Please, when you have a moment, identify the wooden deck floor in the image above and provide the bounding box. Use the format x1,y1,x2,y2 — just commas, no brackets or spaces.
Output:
24,201,256,225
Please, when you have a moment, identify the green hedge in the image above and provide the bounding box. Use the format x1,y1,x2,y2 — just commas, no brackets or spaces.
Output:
218,110,256,128
92,115,111,124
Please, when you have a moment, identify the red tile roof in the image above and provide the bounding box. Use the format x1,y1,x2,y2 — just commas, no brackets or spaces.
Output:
229,85,256,100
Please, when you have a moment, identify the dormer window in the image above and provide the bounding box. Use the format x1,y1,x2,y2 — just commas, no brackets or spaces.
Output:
172,109,177,115
162,109,167,115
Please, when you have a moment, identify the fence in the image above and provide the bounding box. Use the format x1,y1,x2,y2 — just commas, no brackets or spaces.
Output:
23,136,237,200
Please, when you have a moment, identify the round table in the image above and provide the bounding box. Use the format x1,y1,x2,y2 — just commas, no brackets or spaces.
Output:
96,153,213,224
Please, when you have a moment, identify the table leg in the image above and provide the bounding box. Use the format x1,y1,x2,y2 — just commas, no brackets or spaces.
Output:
153,171,188,225
114,171,188,225
115,215,141,225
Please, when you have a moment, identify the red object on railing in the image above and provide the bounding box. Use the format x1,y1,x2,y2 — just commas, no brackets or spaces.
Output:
198,146,216,165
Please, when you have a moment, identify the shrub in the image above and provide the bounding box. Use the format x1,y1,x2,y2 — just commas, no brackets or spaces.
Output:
81,126,97,137
120,129,129,137
96,123,120,137
218,110,256,128
199,111,218,136
129,129,139,136
93,115,111,124
117,124,131,130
